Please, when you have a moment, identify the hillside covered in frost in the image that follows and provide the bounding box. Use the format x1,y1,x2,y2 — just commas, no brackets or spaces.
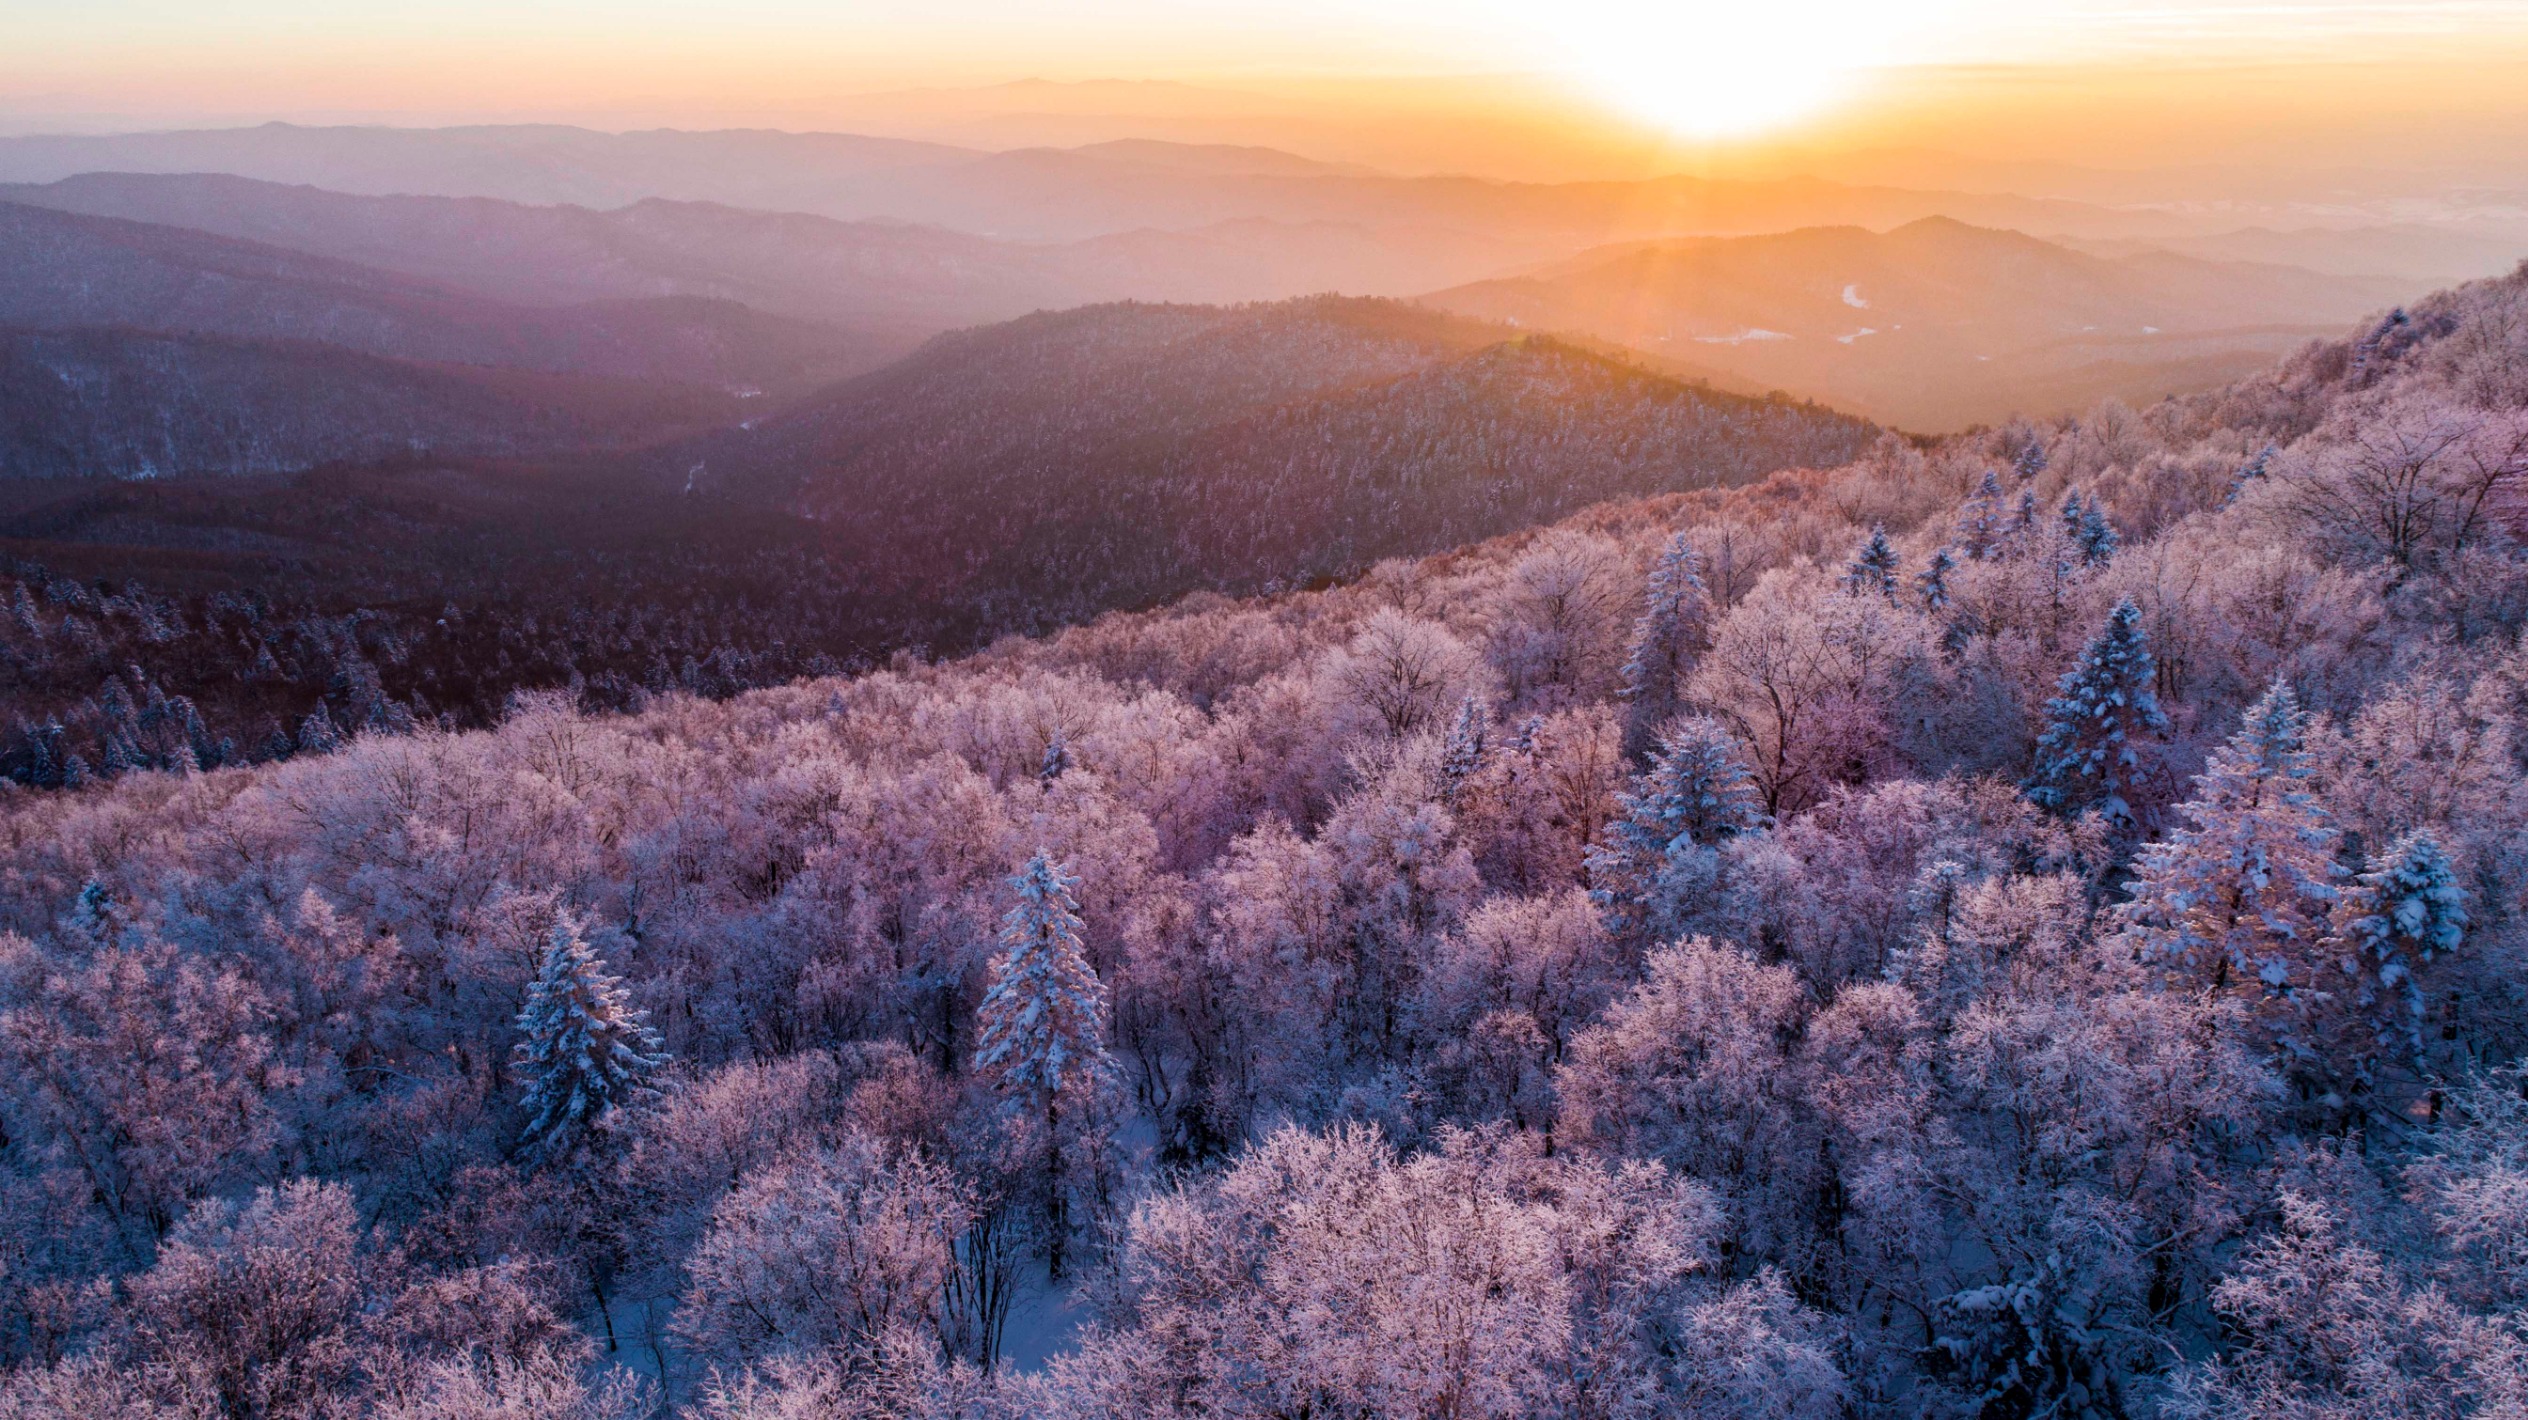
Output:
0,267,2525,1418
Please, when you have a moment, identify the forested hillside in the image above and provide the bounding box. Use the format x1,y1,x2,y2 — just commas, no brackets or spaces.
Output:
0,260,2522,1417
0,296,1870,788
694,297,1878,623
0,327,752,480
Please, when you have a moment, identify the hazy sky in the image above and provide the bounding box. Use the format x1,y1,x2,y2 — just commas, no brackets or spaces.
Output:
11,0,2528,150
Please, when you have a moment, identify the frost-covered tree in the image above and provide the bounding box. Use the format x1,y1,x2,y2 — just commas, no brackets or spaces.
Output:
1841,524,1900,601
296,702,341,755
2007,489,2041,553
2330,830,2466,1077
2023,599,2167,826
2121,681,2342,1027
515,917,666,1163
2058,491,2089,546
1438,694,1488,804
1617,532,1711,761
2225,442,2276,506
2014,441,2049,483
1586,719,1763,940
1915,546,1958,612
974,851,1113,1277
2076,498,2119,566
1956,471,2006,559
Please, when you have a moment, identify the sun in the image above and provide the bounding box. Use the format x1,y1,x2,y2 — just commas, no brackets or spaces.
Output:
1528,0,1924,139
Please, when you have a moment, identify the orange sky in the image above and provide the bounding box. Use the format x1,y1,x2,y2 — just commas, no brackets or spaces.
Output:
10,2,2528,187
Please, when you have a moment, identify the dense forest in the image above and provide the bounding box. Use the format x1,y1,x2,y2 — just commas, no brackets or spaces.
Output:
0,259,2523,1418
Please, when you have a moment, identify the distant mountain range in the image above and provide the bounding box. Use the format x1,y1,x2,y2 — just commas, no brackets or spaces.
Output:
0,121,2187,245
0,200,882,394
0,161,2454,440
0,172,1536,326
1423,218,2422,428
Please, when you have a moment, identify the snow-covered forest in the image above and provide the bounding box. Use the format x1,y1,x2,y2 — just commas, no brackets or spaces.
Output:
2,265,2527,1419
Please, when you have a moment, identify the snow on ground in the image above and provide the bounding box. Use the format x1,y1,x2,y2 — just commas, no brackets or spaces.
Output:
997,1262,1095,1372
1843,283,1869,308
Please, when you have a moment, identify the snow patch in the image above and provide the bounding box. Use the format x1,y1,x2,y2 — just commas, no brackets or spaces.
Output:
1835,327,1880,345
1693,328,1793,345
1842,283,1869,309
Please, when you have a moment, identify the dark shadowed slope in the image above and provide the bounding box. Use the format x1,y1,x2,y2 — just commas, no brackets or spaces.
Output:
0,327,750,480
0,200,888,399
1423,217,2424,429
689,296,1879,626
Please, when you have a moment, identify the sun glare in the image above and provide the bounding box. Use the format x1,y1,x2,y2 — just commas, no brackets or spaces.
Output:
1528,0,1939,138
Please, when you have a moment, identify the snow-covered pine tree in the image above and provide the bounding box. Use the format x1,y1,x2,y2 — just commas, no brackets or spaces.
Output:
975,851,1113,1277
1956,472,2006,559
2120,680,2342,1019
2076,499,2119,567
2014,441,2049,483
2006,490,2042,554
2058,491,2088,546
2332,830,2466,1076
2225,443,2277,507
2023,600,2168,826
2349,308,2410,387
1915,547,1958,612
1439,694,1489,804
514,916,666,1163
1587,717,1763,940
1841,524,1901,601
1617,533,1712,762
1039,730,1071,784
297,703,341,755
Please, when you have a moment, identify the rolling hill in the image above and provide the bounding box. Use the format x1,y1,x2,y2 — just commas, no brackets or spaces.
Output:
1420,216,2421,429
0,199,886,398
0,172,1536,328
686,296,1879,627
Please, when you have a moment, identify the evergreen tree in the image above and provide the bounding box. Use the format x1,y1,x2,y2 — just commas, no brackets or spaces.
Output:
2007,490,2042,553
2024,600,2168,826
1955,472,2006,559
1617,533,1712,762
1915,547,1958,612
515,916,666,1163
2076,499,2119,567
2332,831,2466,1074
2121,681,2342,1013
2225,443,2276,507
2014,441,2049,482
2058,491,2089,546
2349,307,2409,387
1039,730,1071,784
1587,717,1763,940
297,703,341,755
1841,524,1901,600
975,852,1113,1277
1438,694,1489,804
